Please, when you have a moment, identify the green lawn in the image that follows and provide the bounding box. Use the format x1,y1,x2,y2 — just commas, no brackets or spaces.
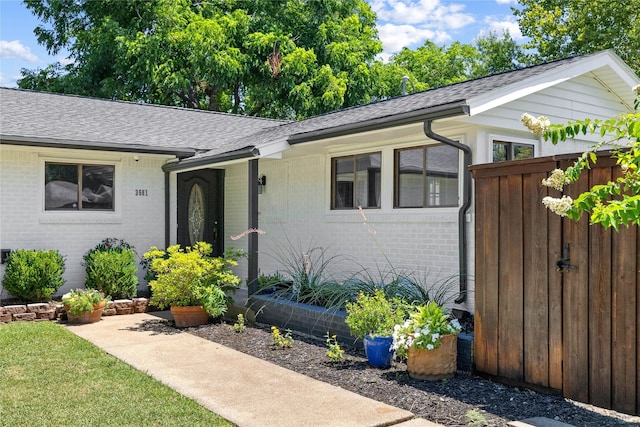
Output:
0,321,233,426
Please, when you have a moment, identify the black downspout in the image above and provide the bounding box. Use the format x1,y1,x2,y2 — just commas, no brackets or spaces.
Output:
247,159,259,295
164,171,170,249
423,120,471,304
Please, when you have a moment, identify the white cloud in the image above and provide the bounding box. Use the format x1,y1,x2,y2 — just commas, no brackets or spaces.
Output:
477,18,524,40
372,0,474,29
0,40,39,62
56,55,74,66
495,0,516,4
371,0,474,57
378,23,451,54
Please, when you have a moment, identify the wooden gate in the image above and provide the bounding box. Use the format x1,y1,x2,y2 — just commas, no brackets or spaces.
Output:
471,153,639,415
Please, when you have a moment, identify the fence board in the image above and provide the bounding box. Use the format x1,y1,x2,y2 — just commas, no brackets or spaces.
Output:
523,172,550,386
547,190,564,391
611,223,638,414
588,167,613,409
471,152,639,415
561,162,590,404
474,176,500,376
498,174,524,380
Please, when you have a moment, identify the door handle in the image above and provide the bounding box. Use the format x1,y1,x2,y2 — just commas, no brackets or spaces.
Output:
557,244,575,272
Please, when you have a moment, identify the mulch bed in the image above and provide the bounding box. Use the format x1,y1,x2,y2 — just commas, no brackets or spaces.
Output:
179,319,640,427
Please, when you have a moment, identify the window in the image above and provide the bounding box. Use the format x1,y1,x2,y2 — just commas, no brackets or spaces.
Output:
45,162,114,210
331,153,381,209
493,141,534,162
395,144,458,208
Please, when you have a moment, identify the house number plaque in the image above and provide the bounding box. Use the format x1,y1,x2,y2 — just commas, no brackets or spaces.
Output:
135,189,148,196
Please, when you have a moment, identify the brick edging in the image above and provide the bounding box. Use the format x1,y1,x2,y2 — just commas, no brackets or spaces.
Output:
0,298,150,323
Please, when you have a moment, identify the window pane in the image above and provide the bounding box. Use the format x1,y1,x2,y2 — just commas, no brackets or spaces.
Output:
355,153,381,208
333,157,354,208
493,142,508,162
426,145,458,207
82,165,114,210
397,148,423,207
45,164,79,210
513,144,534,160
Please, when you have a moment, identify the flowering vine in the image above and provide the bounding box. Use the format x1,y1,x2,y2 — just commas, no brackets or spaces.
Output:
522,85,640,230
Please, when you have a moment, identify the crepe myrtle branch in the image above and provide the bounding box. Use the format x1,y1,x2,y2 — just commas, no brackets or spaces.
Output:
521,85,640,230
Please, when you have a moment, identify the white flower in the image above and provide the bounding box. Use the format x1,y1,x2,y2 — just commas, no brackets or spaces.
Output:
426,344,434,350
521,113,550,136
633,84,640,94
542,169,569,191
542,195,574,217
432,333,440,341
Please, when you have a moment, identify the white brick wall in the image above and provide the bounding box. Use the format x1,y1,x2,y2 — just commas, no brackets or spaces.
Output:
0,145,173,298
224,149,465,308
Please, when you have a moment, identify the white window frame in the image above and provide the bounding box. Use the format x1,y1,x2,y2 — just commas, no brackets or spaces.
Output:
39,155,122,224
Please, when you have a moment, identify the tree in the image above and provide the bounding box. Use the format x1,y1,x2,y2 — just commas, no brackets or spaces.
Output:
20,0,382,119
373,33,523,98
470,31,525,77
514,0,640,75
389,41,479,89
521,86,640,230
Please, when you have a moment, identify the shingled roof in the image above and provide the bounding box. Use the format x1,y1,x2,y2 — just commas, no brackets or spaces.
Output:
2,50,636,167
0,88,287,157
180,51,615,166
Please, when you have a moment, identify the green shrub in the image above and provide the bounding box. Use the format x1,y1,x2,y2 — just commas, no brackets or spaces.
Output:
84,238,138,299
2,249,65,301
144,242,243,317
345,289,406,339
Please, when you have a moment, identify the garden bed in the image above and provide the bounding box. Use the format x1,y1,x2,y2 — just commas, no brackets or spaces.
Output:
247,294,474,372
189,319,640,427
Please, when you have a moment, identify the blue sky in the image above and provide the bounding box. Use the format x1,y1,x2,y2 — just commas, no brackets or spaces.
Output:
0,0,522,87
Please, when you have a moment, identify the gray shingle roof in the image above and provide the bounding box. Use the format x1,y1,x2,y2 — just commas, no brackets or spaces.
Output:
186,52,598,164
0,88,287,155
2,51,630,166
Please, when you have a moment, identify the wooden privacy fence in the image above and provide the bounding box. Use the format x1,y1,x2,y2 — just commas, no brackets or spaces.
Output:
471,153,639,416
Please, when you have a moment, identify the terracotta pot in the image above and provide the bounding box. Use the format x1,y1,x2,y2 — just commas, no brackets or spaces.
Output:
406,333,457,380
171,305,209,327
66,301,106,324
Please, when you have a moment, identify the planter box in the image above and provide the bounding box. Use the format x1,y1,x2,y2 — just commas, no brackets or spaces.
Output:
248,295,356,347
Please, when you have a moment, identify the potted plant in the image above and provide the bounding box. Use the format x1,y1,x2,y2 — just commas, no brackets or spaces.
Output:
392,301,462,380
345,289,406,368
143,242,242,327
62,288,109,324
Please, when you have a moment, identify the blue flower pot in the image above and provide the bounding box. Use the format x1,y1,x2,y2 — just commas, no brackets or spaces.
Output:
363,335,394,368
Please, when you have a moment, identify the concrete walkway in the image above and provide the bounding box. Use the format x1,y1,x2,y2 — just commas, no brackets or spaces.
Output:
65,312,441,427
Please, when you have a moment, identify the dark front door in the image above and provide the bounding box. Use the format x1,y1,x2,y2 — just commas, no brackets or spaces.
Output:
177,169,224,256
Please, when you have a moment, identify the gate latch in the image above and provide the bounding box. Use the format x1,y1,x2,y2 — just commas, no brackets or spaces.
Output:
557,244,575,272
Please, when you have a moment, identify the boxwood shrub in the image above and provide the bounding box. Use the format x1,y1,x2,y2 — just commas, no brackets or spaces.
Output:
84,238,138,299
2,249,65,301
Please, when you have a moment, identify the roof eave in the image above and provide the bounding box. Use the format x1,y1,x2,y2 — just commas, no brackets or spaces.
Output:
162,146,260,172
288,101,470,145
0,135,195,158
